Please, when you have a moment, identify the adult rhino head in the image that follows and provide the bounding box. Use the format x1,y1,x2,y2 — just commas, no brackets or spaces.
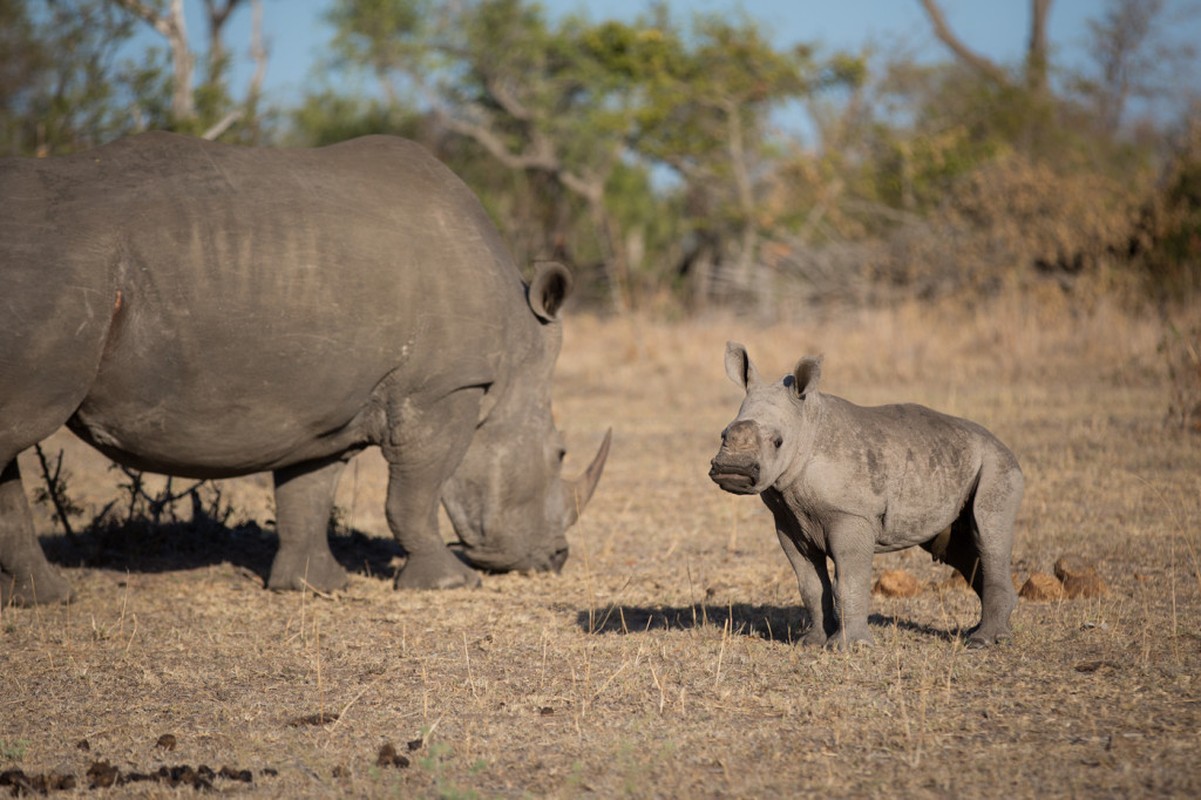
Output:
442,265,611,574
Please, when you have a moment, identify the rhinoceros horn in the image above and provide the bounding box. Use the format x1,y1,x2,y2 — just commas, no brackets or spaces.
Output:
564,428,612,526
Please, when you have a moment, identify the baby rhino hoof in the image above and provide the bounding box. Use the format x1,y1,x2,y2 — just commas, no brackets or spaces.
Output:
827,634,874,652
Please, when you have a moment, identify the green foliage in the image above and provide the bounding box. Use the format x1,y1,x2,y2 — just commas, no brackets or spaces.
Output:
309,0,859,309
0,0,138,155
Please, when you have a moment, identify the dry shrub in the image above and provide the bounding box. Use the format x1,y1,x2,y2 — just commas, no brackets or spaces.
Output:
1160,314,1201,432
770,151,1155,310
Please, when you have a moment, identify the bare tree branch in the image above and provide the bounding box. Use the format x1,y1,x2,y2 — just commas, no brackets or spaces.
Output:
114,0,195,121
201,110,242,139
918,0,1012,87
1026,0,1053,93
247,0,268,100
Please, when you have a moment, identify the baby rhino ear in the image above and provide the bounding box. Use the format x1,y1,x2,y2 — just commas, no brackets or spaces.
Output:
725,341,760,390
792,356,822,398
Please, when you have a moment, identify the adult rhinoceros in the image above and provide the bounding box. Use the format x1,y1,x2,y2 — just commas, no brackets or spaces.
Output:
0,131,610,606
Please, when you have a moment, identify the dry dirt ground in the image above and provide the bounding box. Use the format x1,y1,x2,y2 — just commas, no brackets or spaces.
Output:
2,296,1199,798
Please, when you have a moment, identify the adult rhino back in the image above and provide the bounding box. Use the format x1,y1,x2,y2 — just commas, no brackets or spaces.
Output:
0,132,610,606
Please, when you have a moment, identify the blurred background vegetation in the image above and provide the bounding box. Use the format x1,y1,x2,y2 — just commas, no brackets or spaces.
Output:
3,0,1199,317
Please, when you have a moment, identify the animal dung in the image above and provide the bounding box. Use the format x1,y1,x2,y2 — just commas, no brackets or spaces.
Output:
288,712,339,727
0,769,76,794
1019,573,1065,601
1054,555,1109,598
155,733,177,751
376,742,411,769
872,569,924,598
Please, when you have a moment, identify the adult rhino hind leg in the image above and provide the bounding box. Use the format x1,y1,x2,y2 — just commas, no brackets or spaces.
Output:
386,387,483,591
0,460,73,606
268,457,350,593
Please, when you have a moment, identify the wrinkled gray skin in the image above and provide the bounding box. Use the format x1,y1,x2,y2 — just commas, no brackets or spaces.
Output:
0,131,610,607
709,343,1023,649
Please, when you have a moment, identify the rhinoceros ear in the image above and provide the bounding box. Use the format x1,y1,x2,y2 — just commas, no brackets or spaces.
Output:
725,341,760,390
528,261,573,322
792,356,822,398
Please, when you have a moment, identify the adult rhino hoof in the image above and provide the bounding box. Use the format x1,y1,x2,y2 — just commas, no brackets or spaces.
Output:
394,551,481,590
964,627,1011,649
267,550,349,594
1,568,74,607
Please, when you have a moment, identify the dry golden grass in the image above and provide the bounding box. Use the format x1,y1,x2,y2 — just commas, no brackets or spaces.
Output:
2,292,1200,798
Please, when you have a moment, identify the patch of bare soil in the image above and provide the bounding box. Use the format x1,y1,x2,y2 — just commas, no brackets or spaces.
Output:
3,300,1200,797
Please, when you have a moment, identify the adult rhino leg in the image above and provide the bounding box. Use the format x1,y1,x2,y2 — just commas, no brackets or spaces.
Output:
268,457,349,593
385,387,483,590
0,460,73,607
963,455,1023,648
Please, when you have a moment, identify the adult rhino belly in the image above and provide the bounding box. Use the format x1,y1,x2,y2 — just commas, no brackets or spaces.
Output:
68,324,388,478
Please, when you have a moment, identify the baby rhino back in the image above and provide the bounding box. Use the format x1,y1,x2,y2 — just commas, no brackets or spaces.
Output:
813,397,1017,551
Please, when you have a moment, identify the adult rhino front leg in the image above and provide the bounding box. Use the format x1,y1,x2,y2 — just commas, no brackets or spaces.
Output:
385,387,483,590
269,457,350,593
0,460,73,606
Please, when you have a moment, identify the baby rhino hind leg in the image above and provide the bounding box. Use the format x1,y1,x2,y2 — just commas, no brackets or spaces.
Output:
965,451,1023,647
922,463,1021,647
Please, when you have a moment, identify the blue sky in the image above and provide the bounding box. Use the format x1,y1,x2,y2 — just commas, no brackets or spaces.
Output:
165,0,1198,125
184,1,1087,95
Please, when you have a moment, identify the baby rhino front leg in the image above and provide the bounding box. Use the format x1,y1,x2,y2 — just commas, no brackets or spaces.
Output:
826,517,877,649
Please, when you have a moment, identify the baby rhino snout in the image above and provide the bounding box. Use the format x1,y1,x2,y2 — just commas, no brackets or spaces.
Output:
709,420,762,495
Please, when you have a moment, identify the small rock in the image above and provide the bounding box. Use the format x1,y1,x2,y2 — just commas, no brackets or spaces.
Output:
1019,573,1064,601
872,569,923,598
156,733,177,751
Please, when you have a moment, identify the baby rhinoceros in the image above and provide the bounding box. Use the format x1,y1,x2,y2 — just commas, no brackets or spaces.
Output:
709,343,1024,650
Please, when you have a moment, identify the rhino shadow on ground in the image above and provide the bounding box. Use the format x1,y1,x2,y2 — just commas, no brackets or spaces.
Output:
576,605,960,644
40,519,405,587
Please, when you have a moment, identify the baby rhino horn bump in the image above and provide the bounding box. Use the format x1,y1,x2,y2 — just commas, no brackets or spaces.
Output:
724,420,759,450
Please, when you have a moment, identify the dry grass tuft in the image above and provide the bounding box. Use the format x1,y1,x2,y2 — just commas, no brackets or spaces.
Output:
2,292,1199,797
